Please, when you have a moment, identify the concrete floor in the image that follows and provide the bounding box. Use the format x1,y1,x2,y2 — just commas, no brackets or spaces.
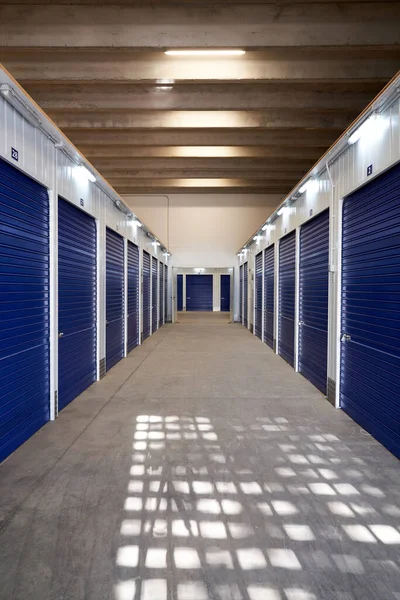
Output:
0,314,399,600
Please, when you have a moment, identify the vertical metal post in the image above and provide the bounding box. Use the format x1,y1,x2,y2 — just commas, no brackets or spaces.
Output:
334,197,344,409
123,237,128,356
49,186,58,420
274,242,280,354
261,249,265,342
294,227,301,372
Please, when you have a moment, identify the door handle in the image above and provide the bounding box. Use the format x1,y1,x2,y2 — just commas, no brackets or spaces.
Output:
341,333,351,342
58,332,64,339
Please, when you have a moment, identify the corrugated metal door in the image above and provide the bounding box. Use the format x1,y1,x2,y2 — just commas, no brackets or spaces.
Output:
220,274,230,312
142,250,151,341
186,274,213,311
255,252,263,339
159,262,164,327
177,273,183,311
243,262,248,328
279,232,296,366
299,210,329,394
239,264,243,323
264,245,275,349
58,197,97,411
0,157,50,462
106,228,124,371
164,265,168,322
152,256,158,333
127,241,139,353
341,163,400,458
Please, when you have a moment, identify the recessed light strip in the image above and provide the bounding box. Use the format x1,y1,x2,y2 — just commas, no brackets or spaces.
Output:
165,50,245,57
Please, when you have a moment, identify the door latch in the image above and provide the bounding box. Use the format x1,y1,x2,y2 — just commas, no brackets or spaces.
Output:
341,333,351,342
298,320,304,326
58,332,64,339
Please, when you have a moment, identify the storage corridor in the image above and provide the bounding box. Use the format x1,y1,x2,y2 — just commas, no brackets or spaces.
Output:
0,314,399,600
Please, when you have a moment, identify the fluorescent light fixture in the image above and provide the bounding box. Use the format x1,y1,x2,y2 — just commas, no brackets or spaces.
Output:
165,49,245,57
348,114,387,145
76,165,96,183
262,224,268,231
136,220,143,228
277,206,286,216
299,180,311,194
0,83,41,128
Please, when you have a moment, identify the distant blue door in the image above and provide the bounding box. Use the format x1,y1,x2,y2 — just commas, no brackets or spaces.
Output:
341,163,400,459
142,251,151,340
159,262,164,327
58,197,97,411
186,274,213,311
177,274,183,311
239,265,243,323
299,210,329,394
220,274,230,312
127,241,139,353
264,245,275,349
255,252,263,339
0,157,50,463
279,232,296,367
106,228,124,371
164,265,168,322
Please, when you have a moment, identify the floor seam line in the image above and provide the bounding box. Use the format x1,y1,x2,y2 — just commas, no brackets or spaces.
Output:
0,330,169,535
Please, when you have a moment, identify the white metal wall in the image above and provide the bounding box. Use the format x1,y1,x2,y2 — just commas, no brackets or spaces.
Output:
239,90,400,405
0,84,170,420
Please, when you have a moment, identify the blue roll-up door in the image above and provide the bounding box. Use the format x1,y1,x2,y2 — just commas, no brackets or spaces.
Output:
159,262,164,327
255,252,263,339
299,210,329,394
164,265,168,322
177,273,183,311
58,198,97,411
142,251,151,341
239,265,243,323
186,274,213,311
127,241,139,353
243,262,248,328
279,232,296,366
106,228,124,371
341,163,400,458
220,274,230,312
264,245,275,350
0,157,50,463
152,256,158,333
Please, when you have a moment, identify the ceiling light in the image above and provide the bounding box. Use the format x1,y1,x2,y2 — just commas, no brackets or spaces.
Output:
136,220,142,228
277,206,287,216
348,114,387,145
165,50,245,57
299,180,311,194
76,165,96,183
0,83,41,128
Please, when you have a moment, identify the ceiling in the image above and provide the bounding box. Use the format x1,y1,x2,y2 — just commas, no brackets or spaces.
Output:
0,1,399,198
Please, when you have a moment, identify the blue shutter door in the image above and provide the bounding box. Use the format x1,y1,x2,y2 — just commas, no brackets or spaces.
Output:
239,265,243,323
255,252,263,339
105,228,124,371
159,262,164,327
341,163,400,458
127,241,139,353
279,232,296,366
58,198,97,411
299,210,329,394
243,262,248,328
164,265,168,322
142,251,151,341
0,157,50,462
220,274,230,312
186,274,213,311
264,245,275,349
177,273,183,311
152,256,158,333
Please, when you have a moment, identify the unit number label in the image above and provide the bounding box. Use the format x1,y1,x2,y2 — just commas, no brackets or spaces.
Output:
11,147,19,162
367,164,373,176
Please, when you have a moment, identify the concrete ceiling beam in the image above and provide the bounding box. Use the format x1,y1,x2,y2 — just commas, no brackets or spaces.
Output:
1,4,400,47
64,128,340,146
22,84,381,112
47,109,356,130
5,53,399,83
78,145,326,159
